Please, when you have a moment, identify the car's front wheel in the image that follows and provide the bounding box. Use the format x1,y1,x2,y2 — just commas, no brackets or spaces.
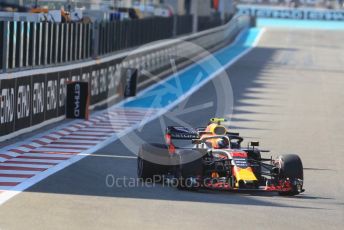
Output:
276,154,304,196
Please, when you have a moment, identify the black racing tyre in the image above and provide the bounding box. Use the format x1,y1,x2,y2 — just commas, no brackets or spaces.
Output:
176,149,203,190
137,143,170,181
276,154,304,196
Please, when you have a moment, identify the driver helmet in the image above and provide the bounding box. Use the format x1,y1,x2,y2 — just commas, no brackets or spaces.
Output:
205,123,229,149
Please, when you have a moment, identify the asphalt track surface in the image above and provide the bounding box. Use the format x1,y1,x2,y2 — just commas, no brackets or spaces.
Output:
1,28,344,229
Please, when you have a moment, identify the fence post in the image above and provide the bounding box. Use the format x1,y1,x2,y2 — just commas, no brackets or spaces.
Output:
92,22,99,58
79,23,82,60
65,23,69,62
59,23,64,63
98,22,103,56
110,22,114,52
37,22,42,66
89,23,92,58
191,0,199,33
69,23,74,61
0,22,2,71
73,23,80,61
18,21,24,69
59,23,66,63
54,23,59,64
24,22,30,67
48,23,53,65
31,22,36,67
106,22,110,53
102,22,106,55
73,23,78,61
173,15,178,37
43,22,48,66
86,23,90,58
82,24,86,59
115,21,120,51
2,21,9,72
0,21,2,71
11,22,17,69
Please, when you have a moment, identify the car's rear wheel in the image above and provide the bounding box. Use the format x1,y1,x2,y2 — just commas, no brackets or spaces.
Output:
276,154,304,196
137,143,170,181
176,149,203,190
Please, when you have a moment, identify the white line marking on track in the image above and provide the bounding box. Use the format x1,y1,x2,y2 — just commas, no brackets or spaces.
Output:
0,186,14,190
0,177,27,183
0,163,51,169
6,158,63,164
0,170,40,174
81,154,137,159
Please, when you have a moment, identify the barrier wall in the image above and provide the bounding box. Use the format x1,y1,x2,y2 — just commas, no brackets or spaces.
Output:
0,15,251,140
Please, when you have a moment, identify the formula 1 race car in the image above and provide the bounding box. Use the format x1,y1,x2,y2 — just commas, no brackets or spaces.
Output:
137,118,304,196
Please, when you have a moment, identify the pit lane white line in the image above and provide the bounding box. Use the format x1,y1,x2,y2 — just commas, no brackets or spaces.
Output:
0,163,51,169
82,154,137,159
0,170,42,175
5,159,63,164
0,178,27,183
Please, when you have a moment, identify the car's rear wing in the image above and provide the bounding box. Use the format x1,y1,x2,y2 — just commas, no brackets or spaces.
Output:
166,126,199,140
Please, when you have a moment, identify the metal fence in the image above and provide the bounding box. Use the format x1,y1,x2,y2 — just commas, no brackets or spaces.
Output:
97,17,174,56
0,15,194,73
0,21,93,72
